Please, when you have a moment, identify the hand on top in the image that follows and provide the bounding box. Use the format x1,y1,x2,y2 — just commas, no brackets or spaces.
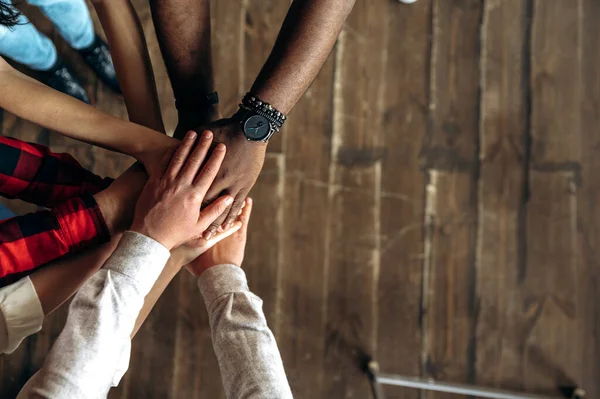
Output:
130,130,232,250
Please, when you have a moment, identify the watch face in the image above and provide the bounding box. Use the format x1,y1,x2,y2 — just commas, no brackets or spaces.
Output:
243,115,271,141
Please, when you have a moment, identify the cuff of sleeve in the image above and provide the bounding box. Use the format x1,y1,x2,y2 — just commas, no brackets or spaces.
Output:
54,193,111,251
197,264,248,309
0,276,44,354
107,231,171,295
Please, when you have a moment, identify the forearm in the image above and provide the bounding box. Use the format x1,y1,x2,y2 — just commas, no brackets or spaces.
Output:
199,265,292,398
92,0,165,133
250,0,355,113
150,0,218,127
0,59,173,163
0,136,112,208
21,232,170,398
131,253,182,338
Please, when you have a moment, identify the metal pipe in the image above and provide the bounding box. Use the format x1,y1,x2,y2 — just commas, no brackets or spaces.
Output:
374,372,562,399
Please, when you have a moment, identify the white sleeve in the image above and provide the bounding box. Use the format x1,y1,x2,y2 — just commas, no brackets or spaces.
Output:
0,276,44,354
17,231,170,399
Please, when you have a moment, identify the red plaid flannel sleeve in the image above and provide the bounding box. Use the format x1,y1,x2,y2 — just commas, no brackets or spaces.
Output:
0,192,110,278
0,136,113,207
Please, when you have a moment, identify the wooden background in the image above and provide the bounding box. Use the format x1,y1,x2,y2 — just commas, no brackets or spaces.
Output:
1,0,599,398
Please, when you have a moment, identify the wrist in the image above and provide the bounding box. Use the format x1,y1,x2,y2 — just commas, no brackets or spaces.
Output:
134,129,177,166
93,190,118,235
129,222,174,250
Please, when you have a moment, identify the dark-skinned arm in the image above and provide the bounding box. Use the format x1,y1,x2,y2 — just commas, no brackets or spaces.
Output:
151,0,355,237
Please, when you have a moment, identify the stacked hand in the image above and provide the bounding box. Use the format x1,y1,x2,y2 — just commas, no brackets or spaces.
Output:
185,197,252,277
195,119,266,238
131,130,232,250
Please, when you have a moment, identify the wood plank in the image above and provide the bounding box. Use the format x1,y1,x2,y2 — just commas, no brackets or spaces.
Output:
422,1,481,398
475,0,529,391
530,0,580,166
376,0,430,391
524,0,582,395
277,44,334,399
244,154,284,326
322,0,387,396
422,171,477,396
523,171,580,394
578,1,600,397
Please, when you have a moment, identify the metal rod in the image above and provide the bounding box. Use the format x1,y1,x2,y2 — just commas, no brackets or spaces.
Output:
375,373,561,399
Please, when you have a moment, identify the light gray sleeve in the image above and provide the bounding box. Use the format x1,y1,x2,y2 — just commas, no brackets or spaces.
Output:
198,264,293,399
18,231,170,399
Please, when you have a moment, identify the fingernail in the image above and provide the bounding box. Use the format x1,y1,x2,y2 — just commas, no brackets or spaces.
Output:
225,196,234,205
203,231,214,240
203,131,213,140
216,143,226,151
224,222,232,230
187,131,197,140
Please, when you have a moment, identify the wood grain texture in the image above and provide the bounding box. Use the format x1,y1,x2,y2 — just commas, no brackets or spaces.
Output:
524,1,582,395
322,0,387,396
422,2,481,398
1,0,599,398
475,0,530,392
376,1,430,394
277,39,334,399
578,1,600,397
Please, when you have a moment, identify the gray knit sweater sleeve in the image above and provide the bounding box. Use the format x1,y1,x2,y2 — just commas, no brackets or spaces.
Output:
18,231,170,399
198,264,293,399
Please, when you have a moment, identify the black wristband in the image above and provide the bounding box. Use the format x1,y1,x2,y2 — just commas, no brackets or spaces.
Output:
175,91,219,111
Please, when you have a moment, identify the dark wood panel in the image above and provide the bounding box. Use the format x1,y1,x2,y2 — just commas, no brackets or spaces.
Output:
475,0,530,391
578,1,600,397
322,0,387,396
526,1,582,395
376,0,430,391
422,2,481,398
277,49,334,399
524,171,580,395
530,0,580,166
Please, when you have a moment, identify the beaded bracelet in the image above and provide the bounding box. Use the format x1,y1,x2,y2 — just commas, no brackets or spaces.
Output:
241,93,286,128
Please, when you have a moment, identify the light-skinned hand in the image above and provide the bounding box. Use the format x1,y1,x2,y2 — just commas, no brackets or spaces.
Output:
185,197,253,277
130,130,232,250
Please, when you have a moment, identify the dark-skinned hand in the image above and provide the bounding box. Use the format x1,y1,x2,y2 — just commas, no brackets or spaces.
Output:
195,118,266,239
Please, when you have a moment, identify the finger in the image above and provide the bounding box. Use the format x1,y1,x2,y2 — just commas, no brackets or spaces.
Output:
222,196,246,230
206,221,242,246
179,130,213,183
193,143,226,192
197,195,234,237
239,197,253,235
165,131,196,180
205,204,231,240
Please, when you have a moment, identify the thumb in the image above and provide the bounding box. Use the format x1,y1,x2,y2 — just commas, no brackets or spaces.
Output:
197,195,233,237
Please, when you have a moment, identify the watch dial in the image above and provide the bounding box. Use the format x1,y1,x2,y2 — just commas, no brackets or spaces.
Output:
244,115,271,140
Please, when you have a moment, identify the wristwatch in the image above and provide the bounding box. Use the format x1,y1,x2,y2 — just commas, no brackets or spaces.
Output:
233,93,286,142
